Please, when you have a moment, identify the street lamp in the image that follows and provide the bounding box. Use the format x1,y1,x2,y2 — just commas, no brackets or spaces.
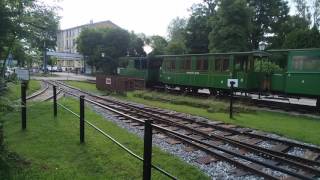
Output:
259,42,267,51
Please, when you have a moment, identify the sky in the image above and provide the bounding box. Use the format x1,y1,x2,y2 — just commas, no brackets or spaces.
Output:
43,0,299,38
43,0,202,38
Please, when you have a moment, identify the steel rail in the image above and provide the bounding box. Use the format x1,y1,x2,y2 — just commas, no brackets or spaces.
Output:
88,96,320,177
54,81,320,179
26,81,49,100
99,100,320,176
55,80,320,154
67,83,320,167
83,97,278,180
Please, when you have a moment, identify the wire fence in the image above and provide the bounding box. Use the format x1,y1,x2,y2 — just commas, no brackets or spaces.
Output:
52,84,177,180
18,81,178,179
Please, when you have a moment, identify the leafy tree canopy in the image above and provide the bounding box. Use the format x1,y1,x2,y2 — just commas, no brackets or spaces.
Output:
0,0,59,77
148,35,168,56
209,0,252,52
77,28,146,74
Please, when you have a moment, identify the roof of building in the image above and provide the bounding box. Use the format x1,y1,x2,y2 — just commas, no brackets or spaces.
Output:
47,51,83,60
58,20,120,32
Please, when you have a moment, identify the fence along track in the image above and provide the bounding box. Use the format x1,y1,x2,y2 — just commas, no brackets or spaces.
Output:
52,80,320,179
55,93,177,179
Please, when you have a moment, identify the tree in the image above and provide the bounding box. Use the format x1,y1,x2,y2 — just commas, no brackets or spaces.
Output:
282,26,320,48
248,0,289,49
184,3,215,53
294,0,312,24
148,35,168,55
128,32,146,57
165,41,186,55
167,17,187,42
313,0,320,28
76,28,103,70
77,28,142,74
0,0,59,77
166,17,187,54
209,0,252,52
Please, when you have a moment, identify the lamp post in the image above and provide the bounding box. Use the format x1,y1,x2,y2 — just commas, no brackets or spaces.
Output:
259,42,267,51
258,42,267,99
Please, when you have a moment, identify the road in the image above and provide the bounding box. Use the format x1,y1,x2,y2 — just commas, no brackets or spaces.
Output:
31,72,95,81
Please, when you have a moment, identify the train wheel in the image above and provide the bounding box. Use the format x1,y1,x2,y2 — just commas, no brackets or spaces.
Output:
191,88,198,94
209,89,217,96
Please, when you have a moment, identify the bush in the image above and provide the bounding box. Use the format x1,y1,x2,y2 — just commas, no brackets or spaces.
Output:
0,123,3,151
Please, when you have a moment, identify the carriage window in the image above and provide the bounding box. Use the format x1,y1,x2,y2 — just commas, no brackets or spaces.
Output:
149,59,162,69
141,59,147,69
134,60,140,69
182,57,191,70
196,57,208,71
118,59,129,68
292,56,320,71
163,60,170,70
215,57,229,72
170,60,176,70
163,58,175,71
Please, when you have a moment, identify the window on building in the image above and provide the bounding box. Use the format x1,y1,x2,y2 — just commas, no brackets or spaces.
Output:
196,57,208,71
215,57,229,72
292,56,320,71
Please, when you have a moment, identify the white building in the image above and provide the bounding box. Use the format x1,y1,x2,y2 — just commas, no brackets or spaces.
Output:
54,20,119,72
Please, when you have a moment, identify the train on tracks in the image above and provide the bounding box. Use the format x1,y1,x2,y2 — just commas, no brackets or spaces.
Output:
101,48,320,108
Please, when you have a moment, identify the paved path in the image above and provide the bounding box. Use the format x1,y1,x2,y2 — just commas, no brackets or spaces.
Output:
31,72,95,81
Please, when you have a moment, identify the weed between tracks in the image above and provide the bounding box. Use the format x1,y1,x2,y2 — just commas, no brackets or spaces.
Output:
0,98,208,179
133,90,253,113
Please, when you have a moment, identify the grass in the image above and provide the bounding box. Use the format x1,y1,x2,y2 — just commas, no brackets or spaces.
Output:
58,81,320,146
0,98,208,179
5,80,41,101
64,81,105,95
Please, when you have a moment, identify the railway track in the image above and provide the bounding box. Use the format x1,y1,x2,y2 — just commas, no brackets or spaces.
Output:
27,81,62,101
51,80,320,179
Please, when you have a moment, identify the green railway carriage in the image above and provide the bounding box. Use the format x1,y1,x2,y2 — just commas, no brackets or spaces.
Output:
269,49,320,100
117,56,162,86
158,51,270,94
116,49,320,107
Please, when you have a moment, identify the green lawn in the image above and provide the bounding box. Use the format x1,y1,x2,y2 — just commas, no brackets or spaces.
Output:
64,81,105,95
0,98,208,179
60,81,320,146
5,80,41,100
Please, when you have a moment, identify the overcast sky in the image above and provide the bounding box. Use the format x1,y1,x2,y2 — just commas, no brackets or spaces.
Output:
43,0,202,37
43,0,297,38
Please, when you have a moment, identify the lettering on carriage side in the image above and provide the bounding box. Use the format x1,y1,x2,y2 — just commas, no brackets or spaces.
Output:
186,72,200,75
